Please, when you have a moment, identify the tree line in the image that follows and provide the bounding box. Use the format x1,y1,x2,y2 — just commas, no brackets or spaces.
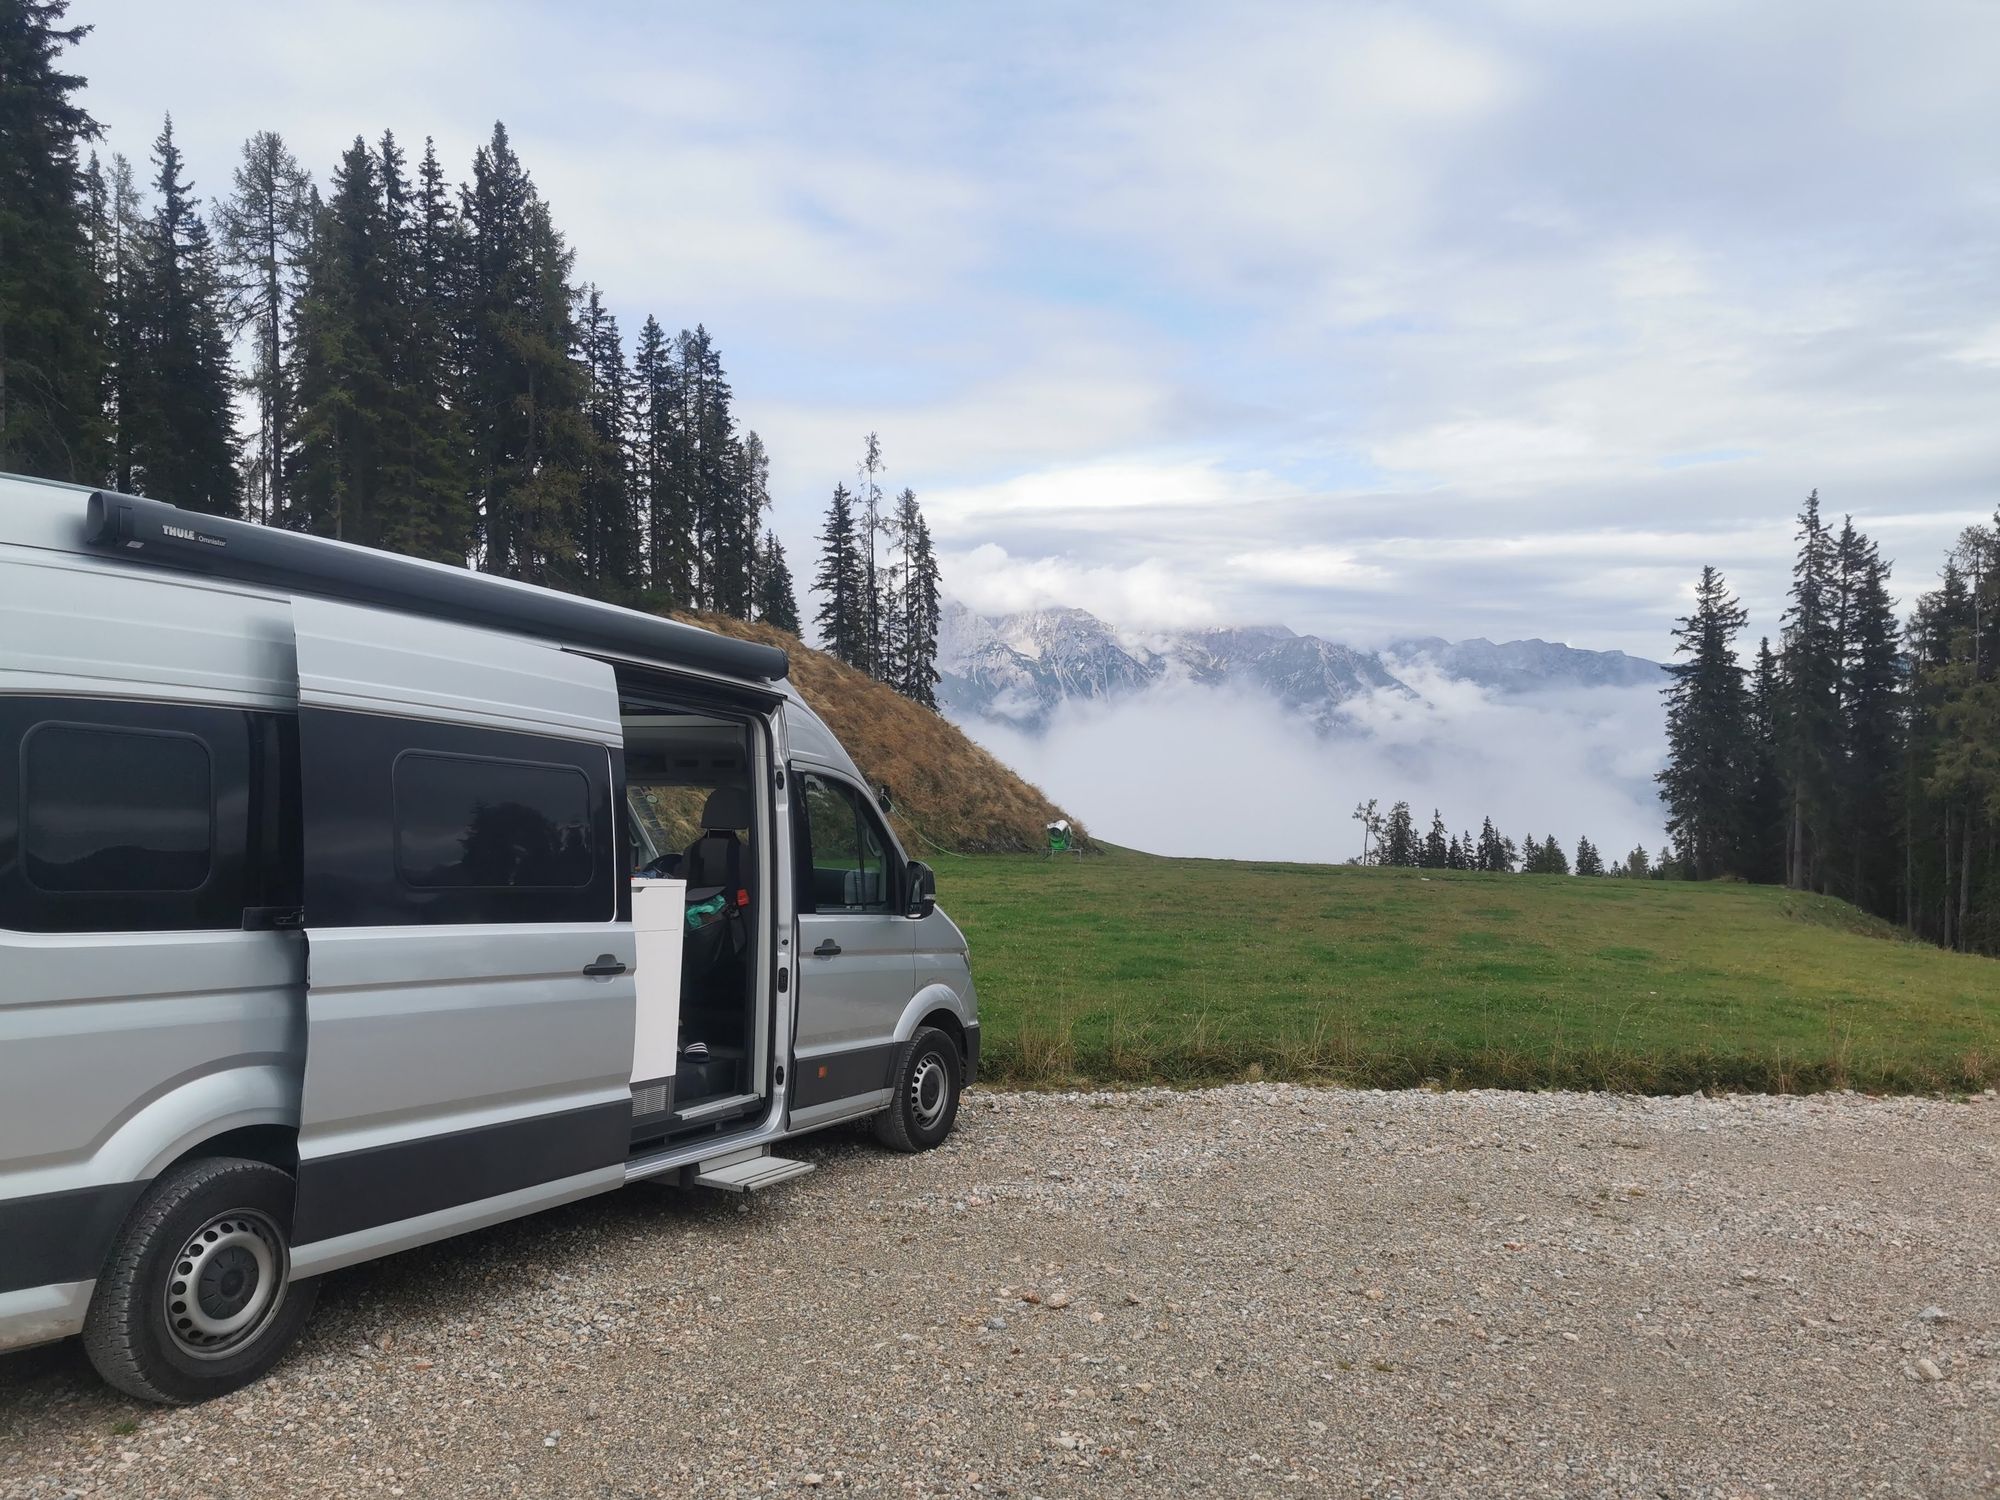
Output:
0,2,947,703
1659,492,1999,953
1348,800,1647,879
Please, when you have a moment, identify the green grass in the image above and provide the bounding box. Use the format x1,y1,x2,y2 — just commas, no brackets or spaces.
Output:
941,847,2000,1094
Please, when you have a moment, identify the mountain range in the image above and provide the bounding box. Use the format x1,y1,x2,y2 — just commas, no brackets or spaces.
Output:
936,600,1664,733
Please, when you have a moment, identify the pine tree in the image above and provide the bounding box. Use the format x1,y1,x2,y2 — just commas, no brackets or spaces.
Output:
575,286,637,592
754,529,800,633
1625,845,1651,879
215,130,313,523
1383,801,1417,867
126,116,238,514
1542,835,1570,876
1657,564,1751,880
814,483,866,666
886,485,942,706
1422,809,1449,869
1741,638,1787,884
1476,816,1503,872
856,431,886,673
1575,836,1603,876
97,151,142,490
1835,521,1902,916
1520,833,1540,873
458,123,587,584
1781,491,1841,891
630,314,691,605
289,136,393,543
1445,835,1465,871
0,0,104,482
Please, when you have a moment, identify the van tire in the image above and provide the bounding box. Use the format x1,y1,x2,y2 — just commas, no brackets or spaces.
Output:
82,1157,319,1405
876,1026,962,1153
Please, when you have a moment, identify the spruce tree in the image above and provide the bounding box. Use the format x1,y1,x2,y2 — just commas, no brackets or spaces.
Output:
1575,836,1603,876
754,529,800,633
1657,564,1750,879
631,314,692,605
126,116,238,515
1423,809,1449,868
0,0,104,482
1780,491,1841,890
856,431,886,673
575,286,637,591
459,123,585,583
1543,835,1570,876
1383,801,1416,867
1520,833,1540,872
887,485,942,706
814,483,866,665
215,130,313,523
1835,522,1902,915
1741,638,1787,884
98,151,141,490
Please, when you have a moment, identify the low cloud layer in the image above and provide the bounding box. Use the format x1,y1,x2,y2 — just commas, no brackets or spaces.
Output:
957,669,1667,866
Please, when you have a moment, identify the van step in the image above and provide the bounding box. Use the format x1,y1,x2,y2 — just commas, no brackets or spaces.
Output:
694,1152,816,1194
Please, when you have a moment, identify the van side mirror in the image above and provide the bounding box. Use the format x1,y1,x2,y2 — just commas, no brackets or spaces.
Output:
905,859,936,919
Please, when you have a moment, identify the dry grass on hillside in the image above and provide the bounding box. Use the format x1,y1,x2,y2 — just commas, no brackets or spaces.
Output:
677,613,1084,855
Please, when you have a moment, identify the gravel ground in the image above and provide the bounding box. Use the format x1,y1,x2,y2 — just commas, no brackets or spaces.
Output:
2,1085,1996,1499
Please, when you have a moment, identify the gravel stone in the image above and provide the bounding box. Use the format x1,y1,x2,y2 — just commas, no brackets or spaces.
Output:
2,1084,1996,1497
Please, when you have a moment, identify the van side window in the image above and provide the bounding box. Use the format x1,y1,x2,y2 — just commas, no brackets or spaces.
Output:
0,697,291,934
394,753,595,890
24,724,212,892
797,772,891,913
299,709,614,927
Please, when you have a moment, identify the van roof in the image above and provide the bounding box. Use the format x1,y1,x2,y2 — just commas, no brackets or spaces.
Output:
1,471,789,687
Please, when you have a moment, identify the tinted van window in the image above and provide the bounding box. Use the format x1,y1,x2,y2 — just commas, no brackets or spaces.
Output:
299,709,614,926
0,697,293,934
395,753,594,889
24,724,212,892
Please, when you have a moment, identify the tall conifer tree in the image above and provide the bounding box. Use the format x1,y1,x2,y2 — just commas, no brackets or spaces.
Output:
126,116,239,515
1657,565,1751,879
215,130,313,523
0,0,103,482
814,483,866,666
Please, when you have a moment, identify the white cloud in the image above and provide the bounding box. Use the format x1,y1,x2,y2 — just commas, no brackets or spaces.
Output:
940,542,1219,630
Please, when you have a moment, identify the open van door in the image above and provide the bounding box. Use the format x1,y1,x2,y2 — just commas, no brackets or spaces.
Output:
287,598,635,1272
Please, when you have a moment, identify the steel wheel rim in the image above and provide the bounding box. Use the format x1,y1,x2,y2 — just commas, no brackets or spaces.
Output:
911,1053,951,1130
163,1209,288,1360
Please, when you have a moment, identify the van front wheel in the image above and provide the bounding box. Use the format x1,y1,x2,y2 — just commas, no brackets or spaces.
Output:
82,1157,319,1405
876,1026,963,1153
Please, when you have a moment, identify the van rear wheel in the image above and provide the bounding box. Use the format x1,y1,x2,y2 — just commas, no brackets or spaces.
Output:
82,1157,319,1405
876,1026,962,1153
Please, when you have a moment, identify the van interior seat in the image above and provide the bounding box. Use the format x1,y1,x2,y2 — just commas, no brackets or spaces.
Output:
683,785,752,896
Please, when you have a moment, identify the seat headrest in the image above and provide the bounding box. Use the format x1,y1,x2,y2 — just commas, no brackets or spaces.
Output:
701,785,752,832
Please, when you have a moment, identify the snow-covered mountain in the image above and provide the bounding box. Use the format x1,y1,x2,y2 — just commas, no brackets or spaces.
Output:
937,600,1663,732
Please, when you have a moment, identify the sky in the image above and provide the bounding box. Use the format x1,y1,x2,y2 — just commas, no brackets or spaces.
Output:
68,0,2000,660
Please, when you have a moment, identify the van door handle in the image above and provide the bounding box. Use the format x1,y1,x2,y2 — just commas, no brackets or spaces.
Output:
813,939,842,957
583,955,628,977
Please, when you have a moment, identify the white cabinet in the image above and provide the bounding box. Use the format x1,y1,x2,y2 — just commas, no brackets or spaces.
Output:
630,878,685,1089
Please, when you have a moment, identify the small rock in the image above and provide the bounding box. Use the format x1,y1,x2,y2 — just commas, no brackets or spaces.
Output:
1047,1291,1073,1309
801,1475,824,1488
1919,1306,1949,1324
1915,1358,1943,1382
984,1316,1007,1331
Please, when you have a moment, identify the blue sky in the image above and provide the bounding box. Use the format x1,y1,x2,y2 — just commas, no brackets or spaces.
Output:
70,0,2000,657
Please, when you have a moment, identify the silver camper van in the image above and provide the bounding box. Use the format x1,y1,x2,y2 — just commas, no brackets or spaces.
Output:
0,472,979,1403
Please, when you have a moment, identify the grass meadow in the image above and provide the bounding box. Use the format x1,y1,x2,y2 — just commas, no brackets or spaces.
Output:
942,847,2000,1094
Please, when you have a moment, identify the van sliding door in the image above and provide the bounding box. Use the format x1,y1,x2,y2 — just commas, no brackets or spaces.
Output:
287,598,636,1273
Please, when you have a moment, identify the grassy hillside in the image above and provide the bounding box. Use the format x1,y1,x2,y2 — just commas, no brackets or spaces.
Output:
943,847,2000,1094
678,613,1082,854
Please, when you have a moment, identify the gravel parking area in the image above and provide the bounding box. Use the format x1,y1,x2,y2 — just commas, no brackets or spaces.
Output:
3,1085,1996,1498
